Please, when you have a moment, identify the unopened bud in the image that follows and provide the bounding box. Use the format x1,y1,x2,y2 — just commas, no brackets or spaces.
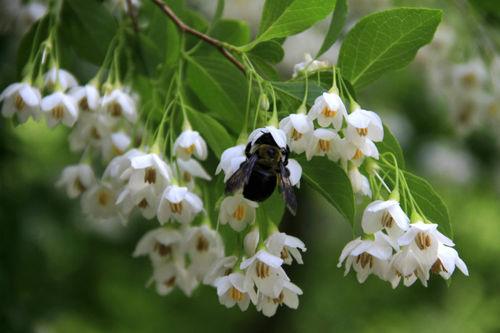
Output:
260,94,270,111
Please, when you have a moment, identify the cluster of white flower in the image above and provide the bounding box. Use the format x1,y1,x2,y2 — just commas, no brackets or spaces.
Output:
279,85,383,197
417,24,500,135
338,198,468,287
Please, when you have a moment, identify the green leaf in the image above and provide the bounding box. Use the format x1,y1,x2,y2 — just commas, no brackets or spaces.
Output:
186,56,247,131
258,191,286,227
250,0,337,46
248,40,284,64
297,156,355,224
338,8,442,88
61,0,117,65
272,81,325,109
17,16,49,76
404,171,452,237
208,20,251,46
186,108,234,158
377,124,405,169
316,0,347,57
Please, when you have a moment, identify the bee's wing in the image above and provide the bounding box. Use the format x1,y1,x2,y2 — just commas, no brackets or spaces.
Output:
225,154,258,194
278,162,297,216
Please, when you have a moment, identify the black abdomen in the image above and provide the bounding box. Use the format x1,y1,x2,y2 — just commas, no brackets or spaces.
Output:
243,167,277,202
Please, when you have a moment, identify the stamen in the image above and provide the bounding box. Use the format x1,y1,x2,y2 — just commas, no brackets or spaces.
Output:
356,252,373,269
291,128,303,141
183,172,192,183
138,198,149,208
144,167,157,184
321,106,337,117
272,292,285,304
74,178,86,193
79,97,89,111
97,190,110,206
256,261,270,278
415,232,432,250
431,259,447,274
196,236,209,252
229,287,244,301
154,242,172,257
164,276,176,288
169,202,183,214
183,144,195,155
51,105,65,120
353,149,363,159
356,128,368,136
318,139,330,152
461,73,477,87
280,248,289,260
15,94,25,111
110,102,122,117
233,204,246,221
381,211,394,228
91,127,101,140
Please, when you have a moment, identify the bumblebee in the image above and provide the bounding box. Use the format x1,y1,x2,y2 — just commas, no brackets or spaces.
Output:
225,132,297,215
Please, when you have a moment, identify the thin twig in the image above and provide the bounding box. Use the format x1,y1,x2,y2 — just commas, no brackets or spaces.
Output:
151,0,246,73
126,0,139,33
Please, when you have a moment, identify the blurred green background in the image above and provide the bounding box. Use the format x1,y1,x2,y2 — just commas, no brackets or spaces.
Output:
1,0,500,332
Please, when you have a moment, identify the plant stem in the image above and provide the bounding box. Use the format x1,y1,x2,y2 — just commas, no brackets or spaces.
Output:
151,0,245,73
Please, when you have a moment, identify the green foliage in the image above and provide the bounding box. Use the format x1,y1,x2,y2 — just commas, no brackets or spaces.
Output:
338,8,442,88
61,0,117,65
297,156,355,224
185,56,247,131
247,0,337,48
316,0,347,57
377,124,405,169
248,41,285,64
257,191,286,231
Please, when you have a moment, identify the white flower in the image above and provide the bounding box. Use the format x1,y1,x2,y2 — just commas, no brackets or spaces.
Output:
203,255,237,285
81,183,118,221
292,53,329,78
337,232,395,283
174,130,208,161
219,194,258,232
265,232,306,265
308,92,347,130
0,82,41,123
157,185,203,224
345,108,383,159
398,221,454,267
385,247,429,288
44,68,78,91
69,84,100,112
256,281,302,317
101,131,131,160
430,243,468,280
279,113,313,154
214,272,257,311
248,126,287,149
185,225,224,280
240,249,289,298
133,227,183,263
215,144,246,182
56,164,96,199
305,128,342,161
68,113,112,152
151,261,198,297
286,159,302,187
116,185,159,220
41,91,78,128
452,58,488,91
101,88,137,123
176,158,211,187
126,153,172,192
348,166,372,197
361,199,409,239
103,149,145,181
244,228,260,257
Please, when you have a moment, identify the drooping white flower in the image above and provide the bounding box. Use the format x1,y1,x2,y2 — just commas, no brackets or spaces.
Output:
244,228,260,257
215,144,246,182
348,166,372,197
157,185,203,225
398,221,454,267
133,227,183,264
41,91,78,128
385,247,430,288
248,126,287,149
68,113,112,152
305,128,342,161
308,92,347,130
176,158,211,187
116,184,159,220
103,149,145,181
286,159,302,187
345,108,383,158
101,131,131,160
151,261,198,297
0,82,41,123
44,68,78,91
125,153,172,192
337,232,396,283
361,199,409,239
241,249,289,298
265,232,307,265
219,194,258,232
81,183,118,221
174,130,208,161
256,281,302,317
101,88,137,123
69,84,100,112
430,243,468,280
279,113,313,154
56,164,96,199
214,272,257,311
203,255,237,285
292,53,329,78
184,225,224,280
